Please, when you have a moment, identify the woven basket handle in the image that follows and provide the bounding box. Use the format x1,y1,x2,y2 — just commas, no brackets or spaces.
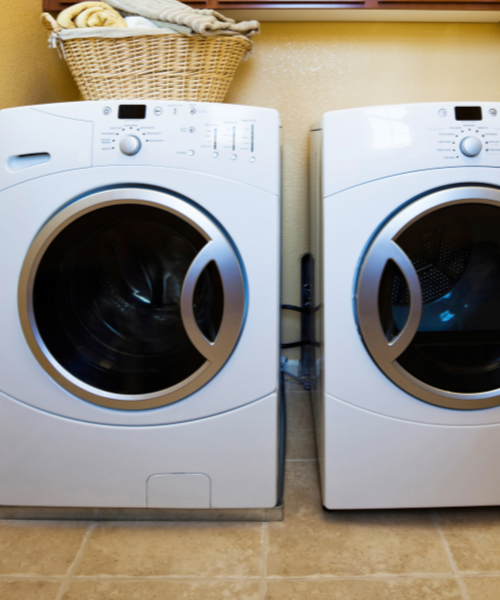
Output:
41,12,63,34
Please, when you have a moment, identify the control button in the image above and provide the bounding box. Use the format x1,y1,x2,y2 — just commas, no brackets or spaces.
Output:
249,156,256,163
153,107,163,116
189,127,195,133
438,109,447,118
231,154,237,160
490,108,498,117
212,152,218,158
119,135,141,156
103,106,112,116
460,136,482,157
190,108,196,115
188,150,195,156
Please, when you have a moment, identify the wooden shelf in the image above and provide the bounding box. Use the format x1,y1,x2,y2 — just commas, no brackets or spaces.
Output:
42,0,500,12
43,0,208,10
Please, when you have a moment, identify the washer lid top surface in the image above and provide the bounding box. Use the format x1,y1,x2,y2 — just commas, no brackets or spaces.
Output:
19,186,246,411
357,185,500,411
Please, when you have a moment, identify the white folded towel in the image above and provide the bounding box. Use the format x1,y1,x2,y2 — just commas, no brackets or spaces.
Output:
124,15,158,28
125,14,189,34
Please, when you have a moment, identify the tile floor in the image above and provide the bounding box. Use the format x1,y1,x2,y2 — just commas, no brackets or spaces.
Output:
2,385,500,599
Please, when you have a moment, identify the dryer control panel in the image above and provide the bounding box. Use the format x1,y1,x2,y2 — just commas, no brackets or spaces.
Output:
0,101,280,195
432,105,499,159
320,102,500,196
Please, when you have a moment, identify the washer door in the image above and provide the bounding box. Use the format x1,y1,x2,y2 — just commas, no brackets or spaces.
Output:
18,187,245,411
357,185,500,410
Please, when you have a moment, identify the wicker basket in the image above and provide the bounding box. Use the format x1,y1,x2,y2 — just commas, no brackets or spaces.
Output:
42,13,251,102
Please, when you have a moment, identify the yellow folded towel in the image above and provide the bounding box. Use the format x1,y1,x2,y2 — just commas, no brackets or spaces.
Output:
57,2,127,29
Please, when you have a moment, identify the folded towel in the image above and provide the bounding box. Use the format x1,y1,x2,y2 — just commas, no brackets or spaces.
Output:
124,15,159,28
106,0,259,38
57,2,127,28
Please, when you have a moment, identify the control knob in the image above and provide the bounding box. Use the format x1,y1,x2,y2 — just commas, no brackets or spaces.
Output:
460,137,482,157
119,135,141,156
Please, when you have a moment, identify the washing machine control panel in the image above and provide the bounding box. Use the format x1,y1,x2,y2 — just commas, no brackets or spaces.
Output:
91,102,277,172
86,101,280,193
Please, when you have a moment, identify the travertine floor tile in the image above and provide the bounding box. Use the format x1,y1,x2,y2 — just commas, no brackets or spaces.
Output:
286,390,316,461
267,462,452,577
0,520,88,575
0,581,60,600
437,508,500,572
464,576,500,599
76,522,262,577
63,580,260,600
279,460,322,522
265,578,462,600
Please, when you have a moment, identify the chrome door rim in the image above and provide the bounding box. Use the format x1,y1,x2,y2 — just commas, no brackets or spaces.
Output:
356,185,500,410
18,187,246,411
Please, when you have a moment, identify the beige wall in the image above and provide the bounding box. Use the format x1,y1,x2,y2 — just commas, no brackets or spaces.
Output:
2,8,500,351
1,1,80,109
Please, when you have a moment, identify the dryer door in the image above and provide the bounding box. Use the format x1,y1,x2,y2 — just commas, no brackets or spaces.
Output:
357,185,500,410
18,187,245,410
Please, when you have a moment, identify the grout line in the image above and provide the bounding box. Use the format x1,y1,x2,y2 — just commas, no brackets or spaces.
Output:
3,572,500,583
0,576,67,582
265,573,467,581
71,575,261,582
430,509,471,600
285,459,316,463
54,521,97,600
69,575,261,582
63,573,466,582
460,573,500,578
259,522,269,600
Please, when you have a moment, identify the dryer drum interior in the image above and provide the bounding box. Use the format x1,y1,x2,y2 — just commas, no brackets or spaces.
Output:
18,189,246,410
357,186,500,410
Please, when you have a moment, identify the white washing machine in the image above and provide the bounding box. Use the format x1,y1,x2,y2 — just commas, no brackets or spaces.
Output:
310,102,500,509
0,100,281,511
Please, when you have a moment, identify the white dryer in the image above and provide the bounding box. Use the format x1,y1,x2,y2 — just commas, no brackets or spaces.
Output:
311,102,500,509
0,100,281,511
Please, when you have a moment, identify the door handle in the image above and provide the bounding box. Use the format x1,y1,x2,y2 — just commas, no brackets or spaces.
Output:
383,241,422,362
180,240,245,365
357,240,422,365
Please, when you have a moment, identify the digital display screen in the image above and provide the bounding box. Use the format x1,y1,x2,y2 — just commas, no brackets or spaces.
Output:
455,106,482,121
118,105,146,119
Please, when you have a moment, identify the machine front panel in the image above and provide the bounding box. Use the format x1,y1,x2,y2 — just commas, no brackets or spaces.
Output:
323,102,500,196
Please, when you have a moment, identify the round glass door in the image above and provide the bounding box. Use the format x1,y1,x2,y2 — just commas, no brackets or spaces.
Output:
18,188,245,411
357,186,500,410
